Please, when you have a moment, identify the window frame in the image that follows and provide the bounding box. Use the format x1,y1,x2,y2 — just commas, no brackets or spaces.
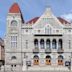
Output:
11,36,17,48
11,20,17,27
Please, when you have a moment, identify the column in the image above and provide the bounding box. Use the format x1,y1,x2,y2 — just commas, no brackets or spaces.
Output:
39,39,40,51
50,39,52,50
57,39,59,50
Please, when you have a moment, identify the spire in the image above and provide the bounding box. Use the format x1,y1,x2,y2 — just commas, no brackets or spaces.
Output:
45,6,52,13
42,6,52,18
9,3,21,13
44,0,52,17
9,3,25,23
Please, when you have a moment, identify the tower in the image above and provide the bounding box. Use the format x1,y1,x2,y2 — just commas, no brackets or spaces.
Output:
5,3,24,71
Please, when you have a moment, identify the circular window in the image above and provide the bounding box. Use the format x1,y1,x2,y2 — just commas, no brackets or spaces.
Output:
11,20,17,26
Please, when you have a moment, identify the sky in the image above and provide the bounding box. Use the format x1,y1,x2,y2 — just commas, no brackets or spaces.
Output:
0,0,72,38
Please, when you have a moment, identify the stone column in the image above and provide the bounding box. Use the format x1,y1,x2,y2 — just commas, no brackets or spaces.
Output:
39,39,40,50
22,53,27,71
50,39,52,50
57,39,59,50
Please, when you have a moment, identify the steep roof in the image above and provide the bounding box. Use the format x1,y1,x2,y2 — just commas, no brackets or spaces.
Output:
9,4,70,24
9,3,24,23
57,17,70,24
26,17,70,24
9,3,21,13
26,17,39,24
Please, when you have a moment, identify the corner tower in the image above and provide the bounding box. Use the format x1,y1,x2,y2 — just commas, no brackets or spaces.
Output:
5,3,24,71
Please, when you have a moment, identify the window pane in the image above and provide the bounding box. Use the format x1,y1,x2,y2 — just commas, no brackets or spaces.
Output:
34,39,38,48
11,20,17,26
52,39,56,49
11,42,17,48
58,39,62,49
46,39,50,48
11,36,17,48
11,36,17,42
40,39,44,49
11,56,16,59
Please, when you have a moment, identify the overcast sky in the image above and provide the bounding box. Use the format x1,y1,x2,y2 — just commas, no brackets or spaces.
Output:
0,0,72,38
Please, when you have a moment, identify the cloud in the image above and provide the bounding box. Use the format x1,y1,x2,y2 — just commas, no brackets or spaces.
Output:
61,13,72,23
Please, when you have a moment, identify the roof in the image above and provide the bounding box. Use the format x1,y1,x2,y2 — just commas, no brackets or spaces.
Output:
9,3,70,24
26,17,70,24
9,3,21,13
26,17,39,24
57,17,70,24
9,3,24,23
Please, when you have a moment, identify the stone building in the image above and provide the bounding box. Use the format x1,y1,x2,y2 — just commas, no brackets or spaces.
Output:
0,38,5,68
5,2,72,72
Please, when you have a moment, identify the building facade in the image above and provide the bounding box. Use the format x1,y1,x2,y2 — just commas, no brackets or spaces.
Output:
0,38,5,68
5,3,72,72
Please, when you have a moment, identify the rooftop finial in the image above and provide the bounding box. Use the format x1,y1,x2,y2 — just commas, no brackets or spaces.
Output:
45,0,52,12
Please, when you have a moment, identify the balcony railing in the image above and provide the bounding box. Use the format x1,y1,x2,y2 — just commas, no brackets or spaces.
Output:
33,48,39,53
57,48,64,54
45,48,51,54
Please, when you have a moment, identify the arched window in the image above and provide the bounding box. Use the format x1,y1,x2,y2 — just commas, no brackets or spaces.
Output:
40,39,44,49
11,56,17,68
34,39,38,48
58,39,62,49
11,20,17,26
58,55,63,65
45,55,51,65
46,39,50,49
11,56,16,60
52,39,56,49
33,55,39,65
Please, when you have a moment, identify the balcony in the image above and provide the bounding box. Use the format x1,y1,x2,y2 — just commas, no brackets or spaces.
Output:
45,48,51,54
57,48,64,54
33,48,39,53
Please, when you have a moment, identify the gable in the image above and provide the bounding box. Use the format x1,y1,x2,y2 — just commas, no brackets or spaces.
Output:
33,7,64,29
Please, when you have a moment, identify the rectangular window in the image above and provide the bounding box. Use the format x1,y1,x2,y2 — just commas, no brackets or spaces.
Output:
11,36,17,41
11,36,17,48
11,42,17,48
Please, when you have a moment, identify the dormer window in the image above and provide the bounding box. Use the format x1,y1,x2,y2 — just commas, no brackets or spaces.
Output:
11,20,17,26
